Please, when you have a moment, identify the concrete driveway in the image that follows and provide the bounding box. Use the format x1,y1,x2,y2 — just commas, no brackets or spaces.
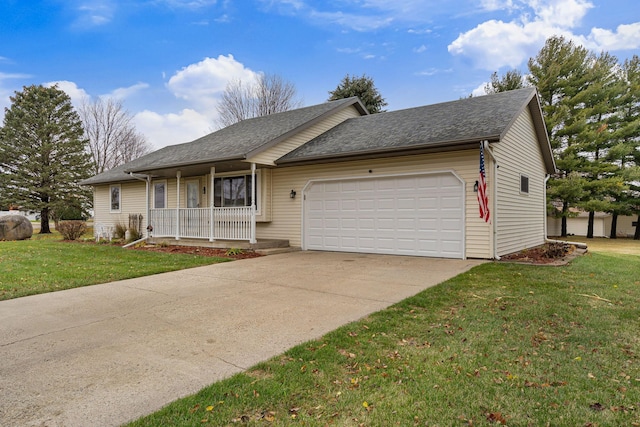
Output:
0,251,483,426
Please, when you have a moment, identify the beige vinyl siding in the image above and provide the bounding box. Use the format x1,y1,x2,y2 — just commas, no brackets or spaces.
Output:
492,107,547,256
93,182,148,235
247,106,363,165
256,152,493,259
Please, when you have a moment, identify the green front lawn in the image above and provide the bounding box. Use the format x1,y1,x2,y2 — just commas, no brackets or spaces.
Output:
0,237,230,300
129,245,640,426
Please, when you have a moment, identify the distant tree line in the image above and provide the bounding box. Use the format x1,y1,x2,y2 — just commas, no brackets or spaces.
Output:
484,36,640,239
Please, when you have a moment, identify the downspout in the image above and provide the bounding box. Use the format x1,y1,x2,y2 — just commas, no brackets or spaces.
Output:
544,174,550,240
482,141,500,260
127,172,151,243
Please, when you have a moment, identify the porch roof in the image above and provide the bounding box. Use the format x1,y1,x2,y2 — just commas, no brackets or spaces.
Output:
81,97,367,185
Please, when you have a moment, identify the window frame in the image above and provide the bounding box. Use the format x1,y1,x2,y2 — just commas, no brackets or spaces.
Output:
110,184,121,213
213,171,261,214
520,174,530,195
153,180,167,209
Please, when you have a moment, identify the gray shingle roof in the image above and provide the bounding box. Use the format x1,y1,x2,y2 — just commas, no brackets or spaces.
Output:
81,97,365,185
82,88,555,185
277,88,543,165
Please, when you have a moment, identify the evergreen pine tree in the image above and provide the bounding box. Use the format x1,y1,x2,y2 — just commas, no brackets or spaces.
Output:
0,85,93,233
328,74,387,114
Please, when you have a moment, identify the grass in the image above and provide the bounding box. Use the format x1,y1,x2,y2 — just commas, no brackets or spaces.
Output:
0,231,231,300
128,242,640,427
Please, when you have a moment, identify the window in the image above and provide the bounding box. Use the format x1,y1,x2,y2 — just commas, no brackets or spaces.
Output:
186,181,200,208
214,174,256,209
153,181,166,209
520,174,529,194
110,185,121,212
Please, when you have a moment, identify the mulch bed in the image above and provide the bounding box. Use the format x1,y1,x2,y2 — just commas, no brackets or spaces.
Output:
500,242,582,265
127,244,263,260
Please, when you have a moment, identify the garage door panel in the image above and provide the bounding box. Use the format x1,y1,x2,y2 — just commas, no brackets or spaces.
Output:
304,174,464,258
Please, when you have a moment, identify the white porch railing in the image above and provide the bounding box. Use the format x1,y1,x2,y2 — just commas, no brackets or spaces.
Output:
149,206,254,241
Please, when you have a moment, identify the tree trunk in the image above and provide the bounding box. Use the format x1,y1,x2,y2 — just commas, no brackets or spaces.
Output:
40,207,51,234
634,214,640,240
586,211,594,238
609,213,618,239
561,202,568,237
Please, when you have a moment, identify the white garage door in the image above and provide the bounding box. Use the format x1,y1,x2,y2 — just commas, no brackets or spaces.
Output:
303,173,464,258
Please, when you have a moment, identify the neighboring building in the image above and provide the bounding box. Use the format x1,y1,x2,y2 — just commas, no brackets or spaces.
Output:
81,88,556,259
548,213,638,238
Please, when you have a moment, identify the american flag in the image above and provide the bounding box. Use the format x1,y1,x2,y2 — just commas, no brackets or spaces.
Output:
478,142,490,222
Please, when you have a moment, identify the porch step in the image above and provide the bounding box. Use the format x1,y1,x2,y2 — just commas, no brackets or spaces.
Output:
148,237,290,251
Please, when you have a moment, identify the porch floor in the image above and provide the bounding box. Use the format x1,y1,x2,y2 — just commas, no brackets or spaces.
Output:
147,237,290,251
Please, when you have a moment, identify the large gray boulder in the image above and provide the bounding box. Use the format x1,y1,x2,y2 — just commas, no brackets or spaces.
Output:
0,215,33,241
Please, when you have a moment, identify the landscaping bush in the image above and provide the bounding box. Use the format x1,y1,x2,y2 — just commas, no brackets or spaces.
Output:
57,220,87,241
114,221,127,239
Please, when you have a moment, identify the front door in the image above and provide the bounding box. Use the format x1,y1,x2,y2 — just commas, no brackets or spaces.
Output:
187,181,200,208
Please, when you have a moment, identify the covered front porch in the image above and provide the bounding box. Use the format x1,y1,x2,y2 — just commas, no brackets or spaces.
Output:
133,161,267,245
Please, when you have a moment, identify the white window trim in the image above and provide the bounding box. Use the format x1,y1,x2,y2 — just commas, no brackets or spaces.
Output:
520,174,530,195
214,170,261,215
110,184,121,213
153,180,168,209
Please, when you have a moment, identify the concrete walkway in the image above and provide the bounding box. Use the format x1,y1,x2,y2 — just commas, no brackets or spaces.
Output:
0,251,483,426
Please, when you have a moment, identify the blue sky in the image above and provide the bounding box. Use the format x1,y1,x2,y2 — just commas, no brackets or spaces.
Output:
1,0,638,149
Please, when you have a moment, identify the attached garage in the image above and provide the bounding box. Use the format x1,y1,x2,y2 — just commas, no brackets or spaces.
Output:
303,172,464,258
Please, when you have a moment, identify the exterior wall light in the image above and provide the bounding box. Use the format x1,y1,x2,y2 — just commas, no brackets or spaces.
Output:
290,189,297,199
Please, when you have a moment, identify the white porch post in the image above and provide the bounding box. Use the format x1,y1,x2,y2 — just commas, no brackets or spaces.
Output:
250,162,257,244
209,166,215,242
145,176,150,238
176,170,181,240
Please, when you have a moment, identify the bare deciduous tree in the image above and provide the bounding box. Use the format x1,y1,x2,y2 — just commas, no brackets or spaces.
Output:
79,98,152,174
216,73,302,128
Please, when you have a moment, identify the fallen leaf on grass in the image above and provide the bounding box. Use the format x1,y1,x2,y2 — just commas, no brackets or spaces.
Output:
485,411,507,424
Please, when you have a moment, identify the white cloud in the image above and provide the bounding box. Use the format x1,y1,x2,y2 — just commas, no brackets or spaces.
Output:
103,82,150,100
260,0,453,32
44,80,90,106
578,22,640,51
414,45,428,53
0,72,32,121
415,67,453,77
448,0,639,70
471,82,488,97
131,54,260,148
167,54,258,110
134,109,212,149
73,0,116,27
308,10,394,31
160,0,218,9
448,0,640,70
